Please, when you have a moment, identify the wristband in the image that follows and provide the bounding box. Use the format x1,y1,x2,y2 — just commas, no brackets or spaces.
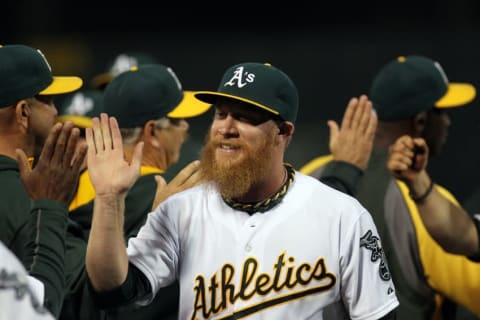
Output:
409,180,434,203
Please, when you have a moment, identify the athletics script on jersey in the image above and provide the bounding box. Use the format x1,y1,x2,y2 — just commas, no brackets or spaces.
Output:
190,252,336,319
189,229,391,319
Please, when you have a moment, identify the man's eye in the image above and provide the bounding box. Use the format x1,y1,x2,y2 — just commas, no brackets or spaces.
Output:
214,111,227,119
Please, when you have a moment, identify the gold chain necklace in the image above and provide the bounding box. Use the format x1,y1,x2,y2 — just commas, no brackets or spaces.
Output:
222,163,295,214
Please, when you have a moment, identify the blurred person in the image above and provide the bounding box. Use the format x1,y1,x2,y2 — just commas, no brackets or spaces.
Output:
56,89,104,212
90,52,159,90
59,64,211,320
386,135,480,259
90,51,205,183
301,55,480,319
1,240,56,320
85,62,399,319
0,44,86,317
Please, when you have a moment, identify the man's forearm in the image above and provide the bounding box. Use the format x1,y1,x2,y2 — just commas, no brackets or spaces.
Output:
86,194,129,291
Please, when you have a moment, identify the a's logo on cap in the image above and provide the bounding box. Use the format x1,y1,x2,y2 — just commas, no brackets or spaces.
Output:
433,61,449,85
36,49,52,72
65,92,94,115
224,66,255,88
110,54,139,77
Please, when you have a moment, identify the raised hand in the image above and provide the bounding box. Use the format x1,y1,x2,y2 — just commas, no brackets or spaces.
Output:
86,113,143,197
151,160,203,210
387,134,429,184
16,121,87,204
328,95,377,171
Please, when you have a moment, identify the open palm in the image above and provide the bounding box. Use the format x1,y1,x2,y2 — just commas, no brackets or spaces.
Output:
86,113,143,197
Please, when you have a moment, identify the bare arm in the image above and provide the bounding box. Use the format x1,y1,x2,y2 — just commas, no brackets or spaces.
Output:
387,135,479,256
85,113,144,290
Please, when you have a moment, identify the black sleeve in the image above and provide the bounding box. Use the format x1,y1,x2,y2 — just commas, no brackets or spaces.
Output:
467,215,480,262
87,262,152,309
24,199,68,318
378,309,397,319
318,160,363,196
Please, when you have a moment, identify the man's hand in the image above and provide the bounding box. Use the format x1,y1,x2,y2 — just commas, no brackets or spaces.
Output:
387,135,429,184
16,121,87,204
86,113,143,197
152,160,203,210
328,95,377,171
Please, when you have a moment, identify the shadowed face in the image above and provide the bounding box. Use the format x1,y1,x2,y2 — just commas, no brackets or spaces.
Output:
154,117,190,167
28,95,58,157
422,108,451,156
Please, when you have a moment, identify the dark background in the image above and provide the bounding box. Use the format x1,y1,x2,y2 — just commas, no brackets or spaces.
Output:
3,0,480,204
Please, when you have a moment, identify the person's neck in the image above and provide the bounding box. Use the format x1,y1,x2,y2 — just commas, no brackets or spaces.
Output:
234,164,288,203
0,135,32,161
124,143,167,171
374,121,415,149
222,163,295,214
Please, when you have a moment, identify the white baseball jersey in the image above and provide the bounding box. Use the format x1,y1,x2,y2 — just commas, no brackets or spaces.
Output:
127,172,399,319
0,241,54,320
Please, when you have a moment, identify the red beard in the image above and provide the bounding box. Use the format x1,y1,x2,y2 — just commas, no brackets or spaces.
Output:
199,129,277,199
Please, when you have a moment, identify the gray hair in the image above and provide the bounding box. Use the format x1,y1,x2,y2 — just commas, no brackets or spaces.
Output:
120,117,170,145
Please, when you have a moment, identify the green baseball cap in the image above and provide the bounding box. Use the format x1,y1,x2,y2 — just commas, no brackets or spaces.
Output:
370,55,476,121
56,90,104,128
91,52,159,90
194,62,299,123
0,44,83,108
103,64,212,128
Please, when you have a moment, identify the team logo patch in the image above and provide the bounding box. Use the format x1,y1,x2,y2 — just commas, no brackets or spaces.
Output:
360,230,391,281
0,268,48,315
224,66,255,88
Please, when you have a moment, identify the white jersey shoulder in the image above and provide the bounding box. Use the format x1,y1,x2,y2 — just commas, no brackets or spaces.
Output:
0,241,54,320
128,171,399,319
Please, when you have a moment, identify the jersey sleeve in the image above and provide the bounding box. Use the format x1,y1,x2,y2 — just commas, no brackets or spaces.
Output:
126,202,179,305
340,209,399,320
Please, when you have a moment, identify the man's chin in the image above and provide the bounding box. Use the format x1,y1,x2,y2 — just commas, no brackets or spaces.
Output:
215,153,244,167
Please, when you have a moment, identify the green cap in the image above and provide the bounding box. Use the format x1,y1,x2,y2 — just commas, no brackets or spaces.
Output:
194,62,299,123
56,90,104,128
91,52,158,89
370,55,476,121
103,64,211,128
0,44,83,108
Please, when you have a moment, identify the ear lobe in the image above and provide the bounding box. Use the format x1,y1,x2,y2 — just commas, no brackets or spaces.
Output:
142,122,161,148
15,100,30,128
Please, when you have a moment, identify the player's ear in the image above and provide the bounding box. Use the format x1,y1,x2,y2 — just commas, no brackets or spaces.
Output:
143,120,161,148
277,121,294,137
15,99,31,131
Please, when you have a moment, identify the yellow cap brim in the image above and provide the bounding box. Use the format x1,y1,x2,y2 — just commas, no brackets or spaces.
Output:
194,91,280,116
56,115,93,128
167,91,213,118
39,76,83,95
435,82,476,108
